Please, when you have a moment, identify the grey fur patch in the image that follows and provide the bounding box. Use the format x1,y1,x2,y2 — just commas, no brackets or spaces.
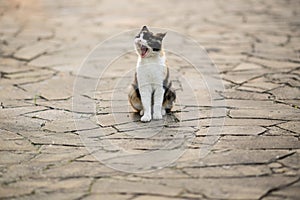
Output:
136,26,166,51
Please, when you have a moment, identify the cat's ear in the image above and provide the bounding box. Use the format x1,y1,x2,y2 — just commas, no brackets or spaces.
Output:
141,25,149,32
156,32,167,39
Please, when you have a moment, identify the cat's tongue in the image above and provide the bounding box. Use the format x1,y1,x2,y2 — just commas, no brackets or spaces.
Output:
141,45,148,58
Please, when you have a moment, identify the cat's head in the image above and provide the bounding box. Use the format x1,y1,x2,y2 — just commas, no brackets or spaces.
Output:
134,26,166,58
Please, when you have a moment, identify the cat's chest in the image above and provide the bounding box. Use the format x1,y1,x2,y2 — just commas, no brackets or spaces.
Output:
137,63,164,82
136,59,165,85
136,56,166,85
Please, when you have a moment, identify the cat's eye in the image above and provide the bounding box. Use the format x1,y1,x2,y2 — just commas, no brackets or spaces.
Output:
153,48,160,51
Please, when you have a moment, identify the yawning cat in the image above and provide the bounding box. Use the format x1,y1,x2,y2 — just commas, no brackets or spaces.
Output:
128,26,176,122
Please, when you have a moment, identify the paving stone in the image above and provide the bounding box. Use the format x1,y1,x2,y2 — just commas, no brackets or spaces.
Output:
132,196,181,200
196,116,283,128
96,134,192,152
236,85,267,93
0,110,46,132
270,180,300,200
214,136,300,150
229,108,300,120
2,69,56,86
136,167,190,179
113,119,192,134
265,73,300,88
223,69,268,84
0,130,36,151
176,149,295,168
42,118,99,133
21,131,83,147
0,151,34,165
247,57,300,71
23,109,78,121
196,125,266,136
264,126,298,137
233,62,263,71
21,72,74,100
0,85,32,101
96,113,135,127
41,161,118,178
278,151,300,170
74,154,98,162
271,166,290,174
20,191,85,200
28,52,84,68
182,164,272,178
28,145,86,164
0,39,24,57
3,68,55,80
221,118,283,127
268,162,283,169
92,178,181,196
224,99,290,109
277,121,300,134
0,99,33,109
16,26,53,42
10,177,91,193
31,95,97,114
82,194,133,200
243,77,280,91
176,108,226,122
279,99,300,108
269,85,300,100
158,176,298,200
0,186,33,199
0,58,28,73
14,41,55,60
221,89,271,100
1,162,48,183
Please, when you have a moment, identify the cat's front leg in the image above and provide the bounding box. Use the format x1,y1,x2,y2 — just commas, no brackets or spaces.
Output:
139,86,152,122
153,87,164,120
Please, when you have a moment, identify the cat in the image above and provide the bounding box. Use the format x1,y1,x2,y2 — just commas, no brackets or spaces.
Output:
128,26,176,122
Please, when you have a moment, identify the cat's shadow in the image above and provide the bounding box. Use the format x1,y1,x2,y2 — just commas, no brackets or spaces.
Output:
125,112,180,138
130,112,180,124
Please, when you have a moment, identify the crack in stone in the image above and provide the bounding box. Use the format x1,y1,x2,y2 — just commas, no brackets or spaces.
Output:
273,125,300,136
227,114,293,122
258,177,300,200
16,71,59,86
29,141,85,148
242,52,300,64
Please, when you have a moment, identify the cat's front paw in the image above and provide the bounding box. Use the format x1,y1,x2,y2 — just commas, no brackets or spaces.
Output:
153,112,162,120
141,114,151,122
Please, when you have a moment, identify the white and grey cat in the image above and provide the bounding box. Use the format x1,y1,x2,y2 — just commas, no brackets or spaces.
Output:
128,26,176,122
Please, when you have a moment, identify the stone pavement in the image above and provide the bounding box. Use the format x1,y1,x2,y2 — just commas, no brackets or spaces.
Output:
0,0,300,199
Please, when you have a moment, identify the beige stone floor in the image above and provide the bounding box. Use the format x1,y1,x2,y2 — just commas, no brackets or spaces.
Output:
0,0,299,199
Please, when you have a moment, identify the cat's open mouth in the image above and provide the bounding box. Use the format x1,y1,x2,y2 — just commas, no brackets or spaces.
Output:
141,45,148,58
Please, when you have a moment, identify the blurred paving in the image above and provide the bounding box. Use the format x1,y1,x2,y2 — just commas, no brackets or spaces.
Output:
0,0,299,199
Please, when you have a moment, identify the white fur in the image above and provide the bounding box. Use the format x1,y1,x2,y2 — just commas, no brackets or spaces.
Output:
136,55,165,122
134,31,167,122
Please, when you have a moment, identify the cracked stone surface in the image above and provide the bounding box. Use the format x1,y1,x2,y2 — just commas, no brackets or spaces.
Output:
0,0,299,200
